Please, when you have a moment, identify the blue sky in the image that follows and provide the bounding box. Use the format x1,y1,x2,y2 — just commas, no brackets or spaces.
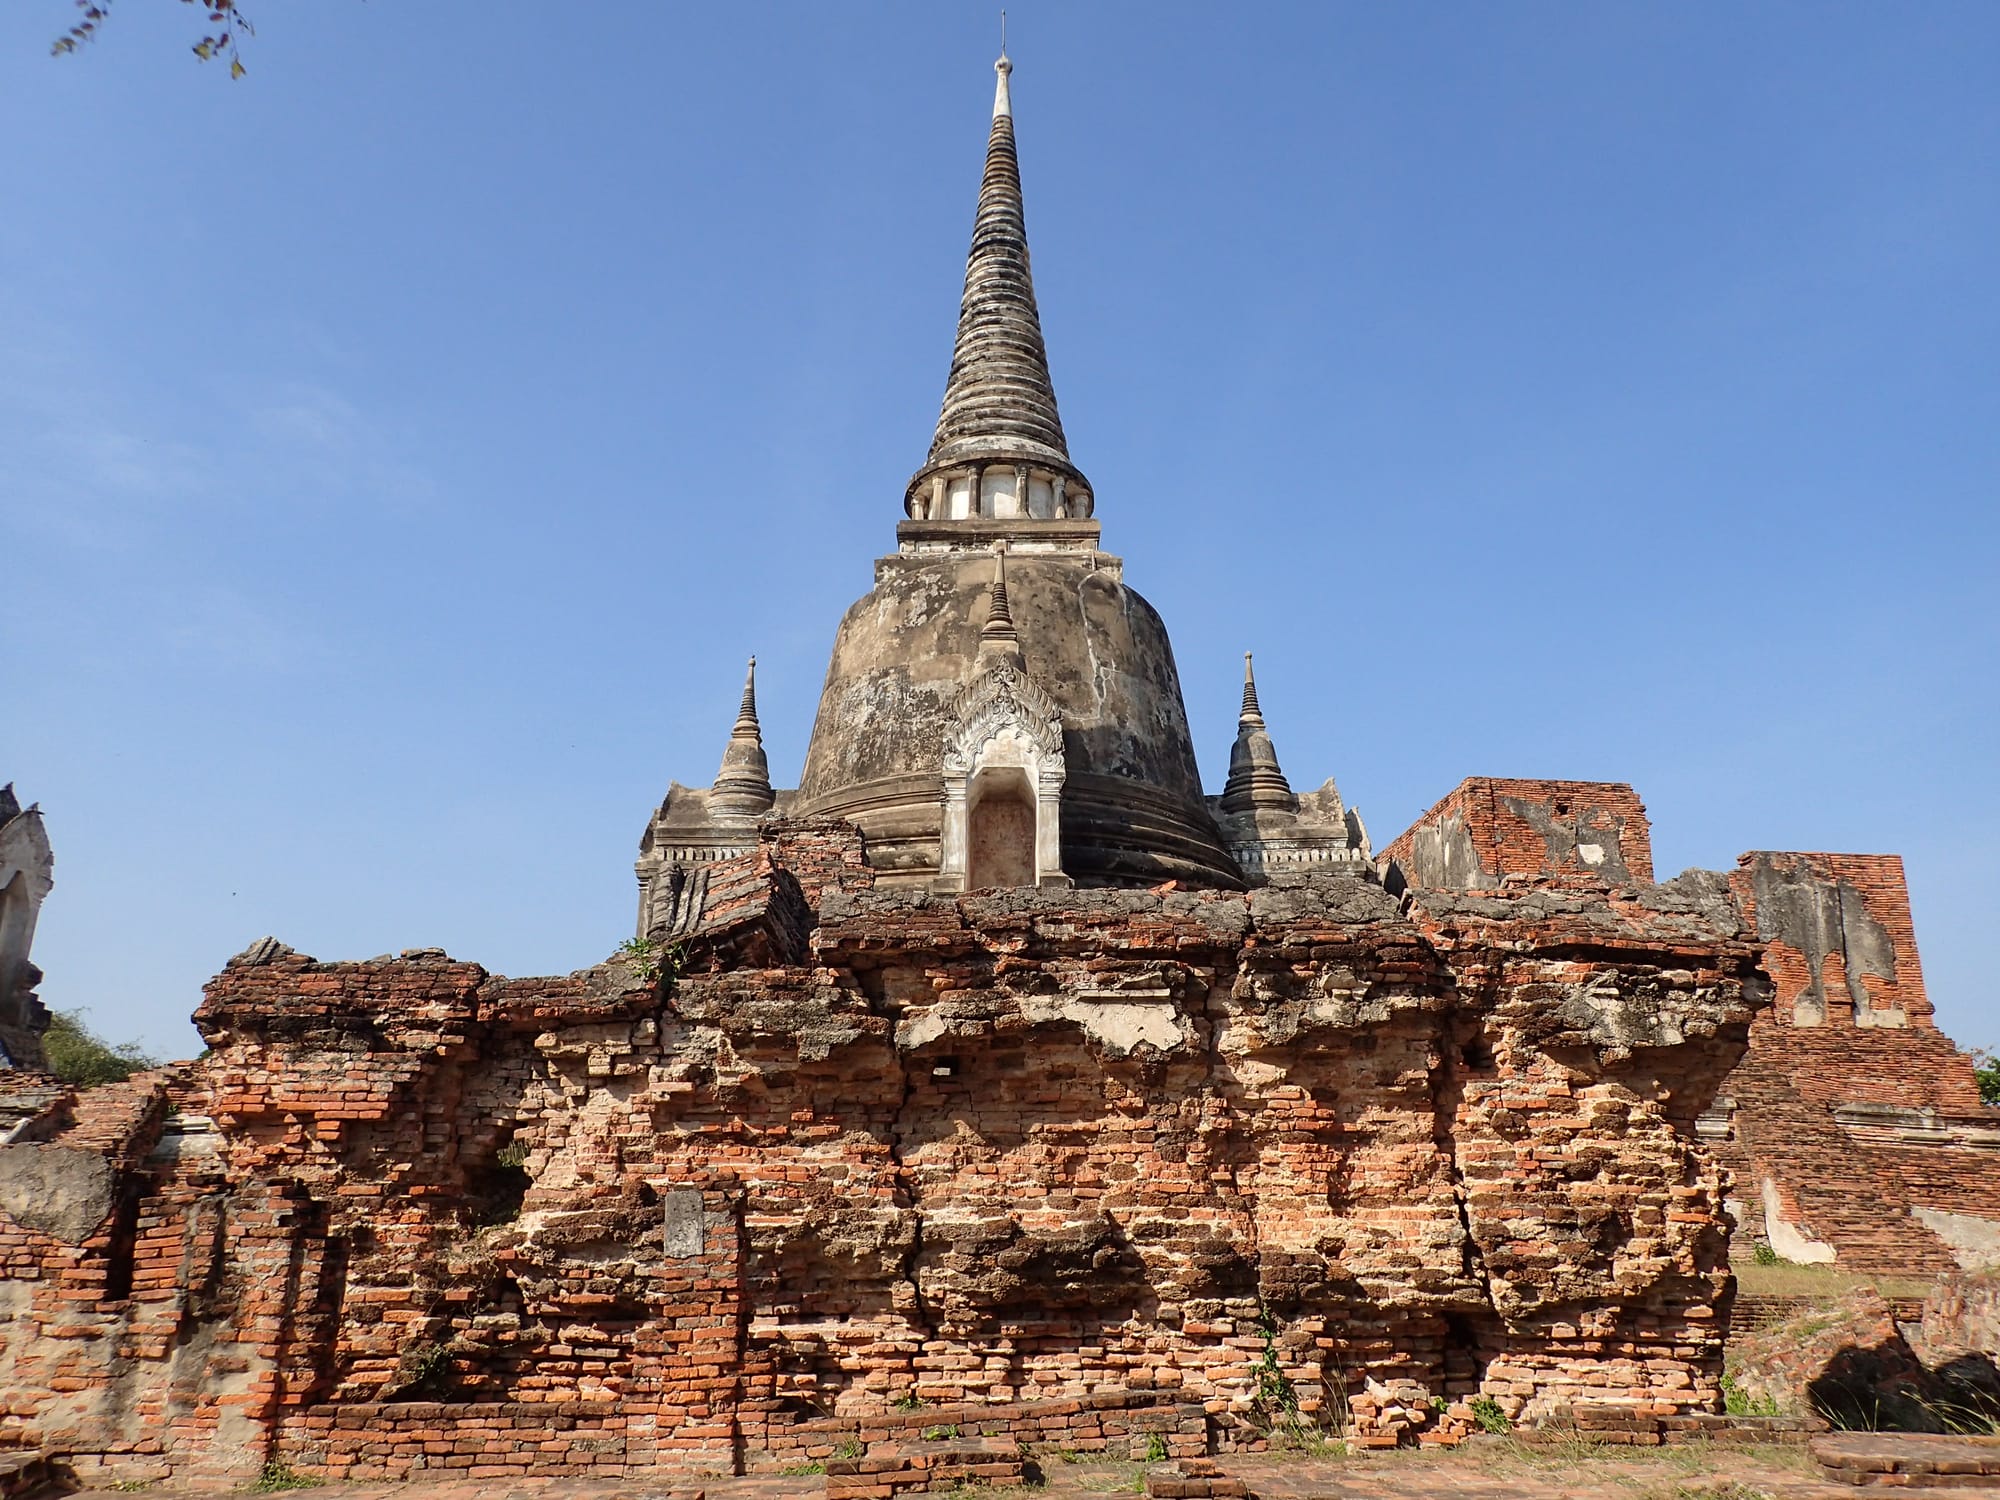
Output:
1,3,1994,1059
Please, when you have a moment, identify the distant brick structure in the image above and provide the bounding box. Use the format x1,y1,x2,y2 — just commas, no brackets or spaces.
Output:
1710,852,1997,1274
1380,779,2000,1278
1378,778,1653,892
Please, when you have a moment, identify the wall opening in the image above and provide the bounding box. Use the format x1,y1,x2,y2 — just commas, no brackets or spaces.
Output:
967,767,1036,889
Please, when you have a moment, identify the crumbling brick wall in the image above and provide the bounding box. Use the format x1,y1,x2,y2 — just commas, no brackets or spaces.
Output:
1379,782,1998,1279
1378,778,1654,892
1709,853,1998,1275
0,822,1768,1481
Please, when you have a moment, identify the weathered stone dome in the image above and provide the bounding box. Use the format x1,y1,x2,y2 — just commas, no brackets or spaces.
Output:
794,549,1239,888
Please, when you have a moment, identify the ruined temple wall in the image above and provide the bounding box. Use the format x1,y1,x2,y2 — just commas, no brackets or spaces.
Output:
1729,852,1941,1040
0,833,1766,1481
0,1068,295,1485
1378,778,1654,891
1711,851,1998,1273
1381,782,1996,1277
1402,878,1761,1424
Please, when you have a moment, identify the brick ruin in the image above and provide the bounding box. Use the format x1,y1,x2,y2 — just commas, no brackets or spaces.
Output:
2,818,1769,1480
1381,780,2000,1278
1,49,1992,1489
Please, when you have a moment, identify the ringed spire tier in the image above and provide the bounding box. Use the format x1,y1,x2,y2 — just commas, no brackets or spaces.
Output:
903,52,1095,539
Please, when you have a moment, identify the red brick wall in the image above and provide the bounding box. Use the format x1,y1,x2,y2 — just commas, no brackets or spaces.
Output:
1380,778,1654,890
1729,852,1937,1033
0,822,1766,1480
1713,851,1994,1273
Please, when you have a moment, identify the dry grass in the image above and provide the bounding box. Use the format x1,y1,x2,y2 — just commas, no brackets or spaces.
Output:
1028,1440,1824,1496
1730,1258,1935,1301
1339,1436,1817,1482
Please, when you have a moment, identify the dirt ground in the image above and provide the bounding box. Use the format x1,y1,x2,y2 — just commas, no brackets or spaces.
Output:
60,1439,1857,1500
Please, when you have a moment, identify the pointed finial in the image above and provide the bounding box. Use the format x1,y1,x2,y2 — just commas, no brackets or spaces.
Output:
733,656,760,735
1240,653,1266,727
993,41,1013,120
982,541,1018,643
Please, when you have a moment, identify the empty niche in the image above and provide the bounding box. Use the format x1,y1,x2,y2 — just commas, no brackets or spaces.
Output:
967,766,1036,889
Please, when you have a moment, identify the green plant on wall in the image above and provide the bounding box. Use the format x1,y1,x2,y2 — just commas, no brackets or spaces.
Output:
616,936,688,995
1251,1320,1300,1423
388,1339,458,1400
1467,1395,1512,1433
250,1461,323,1493
617,936,663,986
1721,1375,1780,1417
1973,1048,1999,1107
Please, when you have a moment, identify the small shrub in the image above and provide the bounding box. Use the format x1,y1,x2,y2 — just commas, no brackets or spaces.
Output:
1143,1431,1168,1463
893,1391,927,1411
251,1461,323,1493
469,1136,531,1226
1468,1395,1512,1433
832,1438,864,1459
778,1460,825,1475
1721,1374,1780,1417
617,937,659,984
1751,1242,1781,1266
616,936,688,994
920,1423,960,1441
42,1009,156,1087
389,1340,457,1399
1972,1047,1999,1108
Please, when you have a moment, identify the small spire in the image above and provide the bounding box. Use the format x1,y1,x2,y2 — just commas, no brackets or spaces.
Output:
993,49,1012,121
979,543,1022,659
710,656,775,815
733,656,761,736
1219,650,1296,816
1239,653,1265,727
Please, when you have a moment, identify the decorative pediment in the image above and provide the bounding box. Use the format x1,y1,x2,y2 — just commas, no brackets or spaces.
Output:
942,659,1066,776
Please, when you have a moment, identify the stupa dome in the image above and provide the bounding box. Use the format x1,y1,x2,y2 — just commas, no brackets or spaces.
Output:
794,549,1238,887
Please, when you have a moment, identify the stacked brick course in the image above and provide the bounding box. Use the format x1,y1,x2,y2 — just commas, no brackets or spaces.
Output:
0,819,1766,1481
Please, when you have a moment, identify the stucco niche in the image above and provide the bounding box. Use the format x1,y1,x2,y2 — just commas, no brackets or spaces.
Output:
936,662,1068,891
